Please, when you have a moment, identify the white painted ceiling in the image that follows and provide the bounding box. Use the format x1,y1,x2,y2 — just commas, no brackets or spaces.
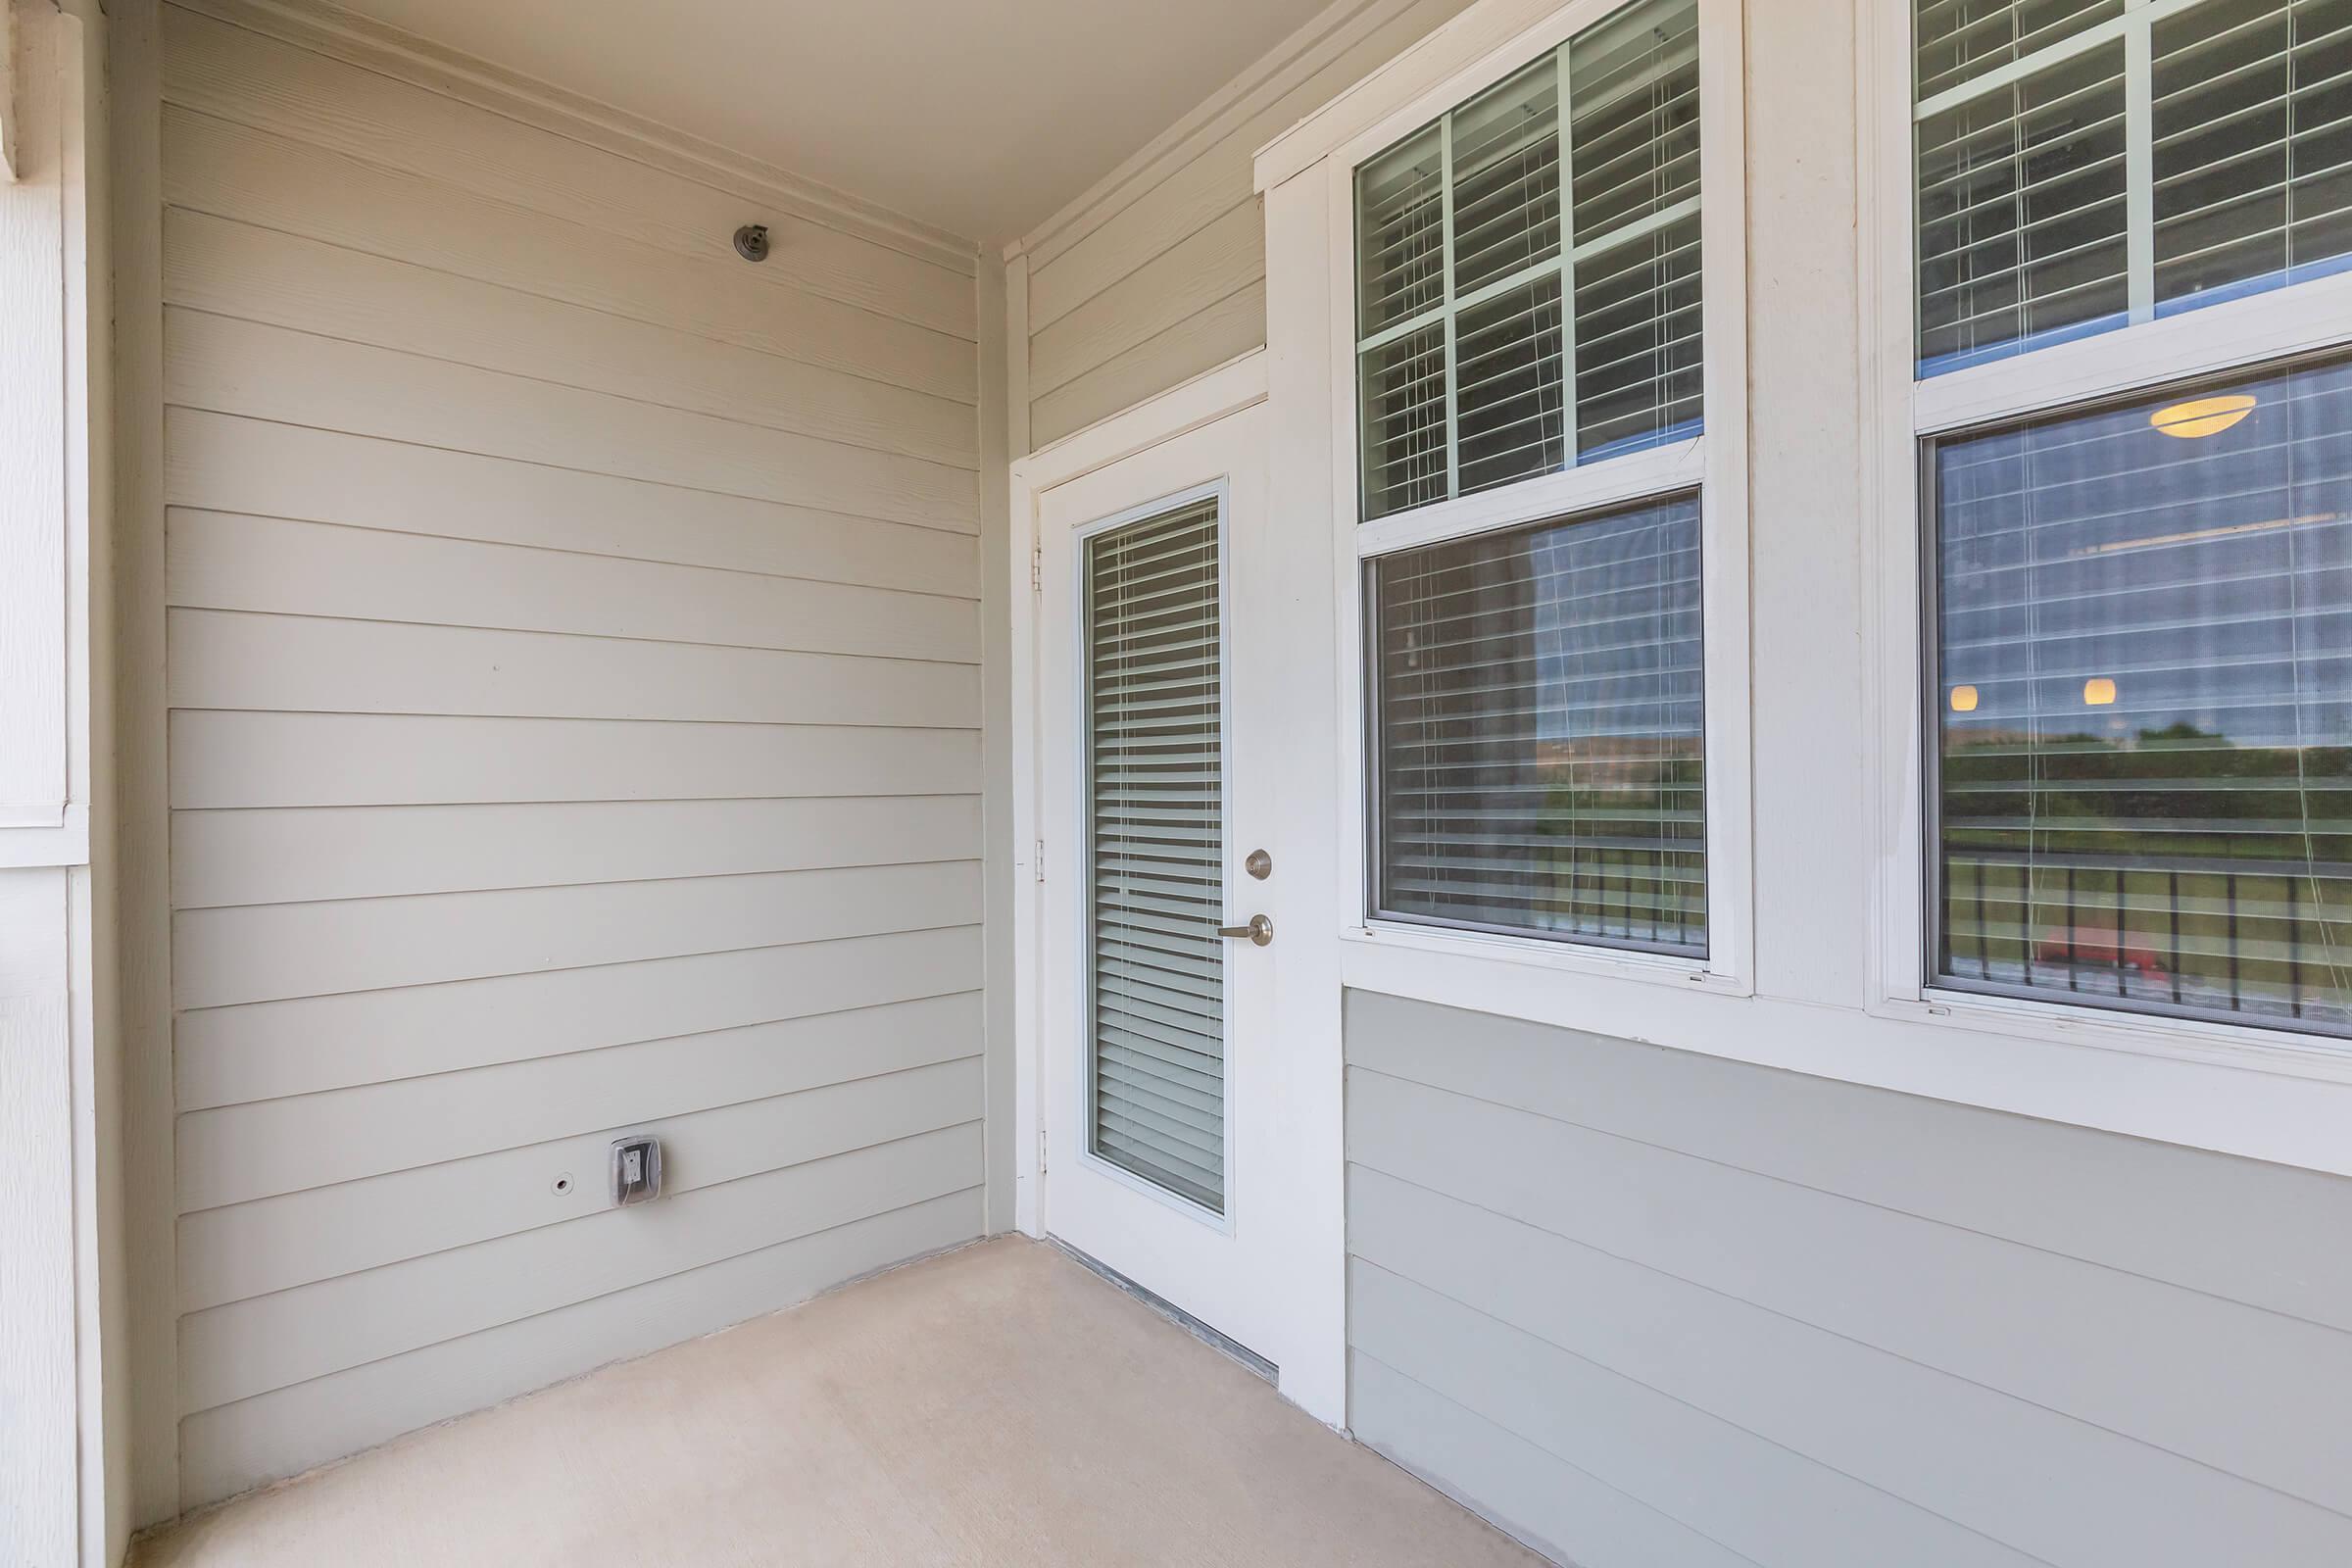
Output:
333,0,1339,246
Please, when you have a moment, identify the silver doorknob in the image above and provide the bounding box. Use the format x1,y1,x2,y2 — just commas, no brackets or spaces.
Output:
1217,914,1274,947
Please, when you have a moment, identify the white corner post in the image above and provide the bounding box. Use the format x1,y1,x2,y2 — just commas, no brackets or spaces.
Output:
1,0,123,1564
1258,161,1349,1428
0,1,18,180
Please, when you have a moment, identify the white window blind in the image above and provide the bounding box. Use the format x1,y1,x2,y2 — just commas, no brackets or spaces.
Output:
1913,0,2352,375
1914,0,2123,101
1571,0,1704,456
1370,493,1707,953
1916,38,2132,371
1930,354,2352,1034
1354,0,1702,520
2152,0,2352,312
1084,496,1227,1213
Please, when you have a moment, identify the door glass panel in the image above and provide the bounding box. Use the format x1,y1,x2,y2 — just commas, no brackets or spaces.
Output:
1084,496,1226,1212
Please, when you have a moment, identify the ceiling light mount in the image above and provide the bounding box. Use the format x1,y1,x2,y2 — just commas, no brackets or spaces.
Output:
733,222,771,263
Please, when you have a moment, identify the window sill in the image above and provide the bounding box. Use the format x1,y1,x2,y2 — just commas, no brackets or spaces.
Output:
1339,918,1751,997
1334,924,2352,1178
1877,985,2352,1088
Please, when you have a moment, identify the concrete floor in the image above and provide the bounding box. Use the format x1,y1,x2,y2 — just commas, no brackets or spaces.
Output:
133,1236,1542,1567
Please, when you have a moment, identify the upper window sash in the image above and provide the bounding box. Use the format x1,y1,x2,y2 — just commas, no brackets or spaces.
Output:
1354,0,1705,521
1912,0,2352,379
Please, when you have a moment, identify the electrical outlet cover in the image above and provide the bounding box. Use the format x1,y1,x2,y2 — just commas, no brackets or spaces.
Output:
610,1135,662,1206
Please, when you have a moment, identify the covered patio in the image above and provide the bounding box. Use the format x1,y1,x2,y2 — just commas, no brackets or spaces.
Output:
125,1240,1537,1568
10,0,2352,1564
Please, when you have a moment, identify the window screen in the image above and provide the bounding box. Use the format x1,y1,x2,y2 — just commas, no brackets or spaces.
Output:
1355,0,1701,520
1913,0,2352,375
1371,494,1706,953
1930,354,2352,1034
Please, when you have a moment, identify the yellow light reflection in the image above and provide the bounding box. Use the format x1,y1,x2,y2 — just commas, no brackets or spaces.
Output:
1948,685,1979,712
2149,393,2256,439
2083,677,2117,706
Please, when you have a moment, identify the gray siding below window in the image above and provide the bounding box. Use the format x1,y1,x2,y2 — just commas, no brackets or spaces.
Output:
1344,989,2352,1568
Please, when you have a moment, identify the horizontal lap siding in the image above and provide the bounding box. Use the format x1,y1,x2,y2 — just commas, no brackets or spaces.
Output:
157,1,983,1507
178,1190,984,1507
1344,991,2352,1567
160,7,975,337
164,711,978,809
177,1116,987,1410
1019,0,1476,448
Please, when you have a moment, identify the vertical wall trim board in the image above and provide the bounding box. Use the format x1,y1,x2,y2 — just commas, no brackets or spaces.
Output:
979,252,1017,1235
106,0,182,1529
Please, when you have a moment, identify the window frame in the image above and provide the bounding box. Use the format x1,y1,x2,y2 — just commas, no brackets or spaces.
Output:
1864,0,2352,1078
1322,0,1755,995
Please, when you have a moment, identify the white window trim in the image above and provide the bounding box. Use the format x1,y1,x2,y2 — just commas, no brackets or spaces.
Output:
1277,0,1755,1001
1861,0,2352,1089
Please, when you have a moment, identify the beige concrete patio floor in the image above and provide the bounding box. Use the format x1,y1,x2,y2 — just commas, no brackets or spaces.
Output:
132,1234,1543,1567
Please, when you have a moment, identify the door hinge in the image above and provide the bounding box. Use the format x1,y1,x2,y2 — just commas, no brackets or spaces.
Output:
1029,546,1043,594
1034,837,1046,882
1037,1127,1048,1174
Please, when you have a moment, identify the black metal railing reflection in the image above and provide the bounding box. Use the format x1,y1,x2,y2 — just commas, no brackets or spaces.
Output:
1938,846,2352,1031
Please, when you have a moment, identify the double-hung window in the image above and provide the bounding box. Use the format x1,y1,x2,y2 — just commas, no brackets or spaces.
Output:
1345,0,1745,970
1907,0,2352,1038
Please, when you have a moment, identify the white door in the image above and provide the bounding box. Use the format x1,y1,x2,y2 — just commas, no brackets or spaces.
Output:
1036,404,1290,1365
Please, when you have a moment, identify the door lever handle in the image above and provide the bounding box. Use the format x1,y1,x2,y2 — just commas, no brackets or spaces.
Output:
1217,913,1274,947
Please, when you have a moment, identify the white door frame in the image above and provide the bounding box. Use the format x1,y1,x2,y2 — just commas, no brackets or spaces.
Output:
1006,349,1349,1425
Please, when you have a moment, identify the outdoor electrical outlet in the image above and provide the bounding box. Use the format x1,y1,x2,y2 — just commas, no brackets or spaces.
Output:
610,1135,662,1206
